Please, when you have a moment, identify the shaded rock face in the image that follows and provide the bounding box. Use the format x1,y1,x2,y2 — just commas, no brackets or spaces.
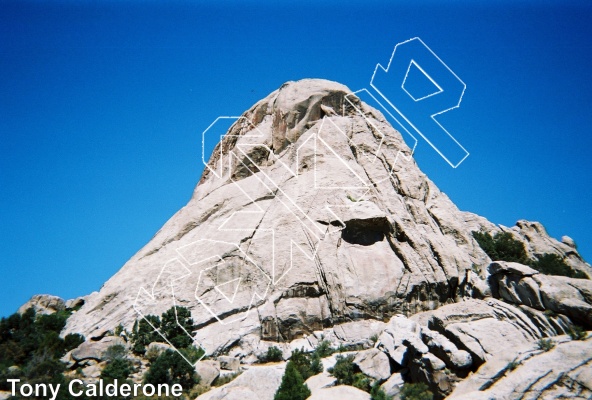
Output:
63,79,591,358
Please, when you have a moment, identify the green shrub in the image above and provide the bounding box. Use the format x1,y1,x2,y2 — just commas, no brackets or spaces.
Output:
310,353,323,375
472,231,529,264
328,354,356,385
101,357,133,381
100,344,134,387
104,344,127,361
265,346,284,362
131,315,161,355
352,372,371,392
160,306,196,349
0,308,91,399
314,340,334,358
37,310,70,333
370,334,379,346
274,361,311,400
370,381,390,400
64,333,85,352
530,253,587,279
400,382,433,400
145,346,162,362
178,345,205,363
289,348,322,381
537,338,555,352
132,306,196,354
212,371,241,387
38,331,66,358
0,307,82,369
25,354,65,380
144,350,199,390
567,325,587,340
114,324,125,337
506,359,520,371
188,384,211,397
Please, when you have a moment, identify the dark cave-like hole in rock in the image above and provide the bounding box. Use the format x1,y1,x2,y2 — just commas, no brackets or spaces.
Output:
341,217,391,246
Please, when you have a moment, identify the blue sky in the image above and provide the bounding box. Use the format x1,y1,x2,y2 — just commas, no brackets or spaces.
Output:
1,0,591,318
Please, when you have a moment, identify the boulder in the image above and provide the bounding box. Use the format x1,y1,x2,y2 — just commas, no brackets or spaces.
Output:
308,385,370,400
195,360,220,387
535,275,592,327
353,348,391,381
18,294,65,315
65,296,86,310
562,235,576,248
421,353,446,371
71,336,127,362
380,373,405,398
146,341,173,355
332,320,386,345
81,361,103,379
197,363,285,400
488,261,539,277
218,356,240,371
304,372,336,392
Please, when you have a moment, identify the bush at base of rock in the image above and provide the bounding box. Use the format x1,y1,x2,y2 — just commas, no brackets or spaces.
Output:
0,307,79,367
314,340,334,358
64,333,85,352
473,231,588,279
100,347,133,382
178,345,205,363
263,345,283,362
370,381,390,400
537,338,555,352
131,306,196,356
290,348,322,381
400,382,434,400
472,231,529,264
530,253,588,279
328,354,374,393
211,371,241,387
144,349,199,390
568,325,587,340
0,306,90,397
274,361,311,400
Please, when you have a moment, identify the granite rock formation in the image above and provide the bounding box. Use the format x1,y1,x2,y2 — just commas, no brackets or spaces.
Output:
15,78,591,399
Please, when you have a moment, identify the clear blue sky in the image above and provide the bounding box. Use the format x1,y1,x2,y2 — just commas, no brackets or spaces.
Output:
1,0,591,318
